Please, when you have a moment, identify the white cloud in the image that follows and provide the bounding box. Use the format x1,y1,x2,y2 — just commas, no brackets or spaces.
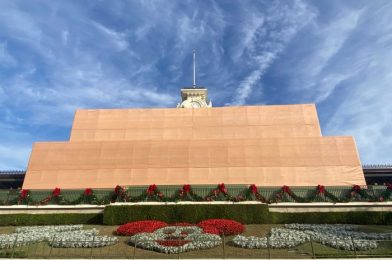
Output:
61,30,69,46
90,21,129,51
317,3,392,163
0,42,17,67
283,7,364,103
227,0,317,105
0,144,31,170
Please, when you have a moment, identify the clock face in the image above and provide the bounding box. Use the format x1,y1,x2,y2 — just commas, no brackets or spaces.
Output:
191,101,201,108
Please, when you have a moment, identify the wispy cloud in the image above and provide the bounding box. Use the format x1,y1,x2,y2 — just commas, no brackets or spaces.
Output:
227,0,317,105
0,42,17,67
276,1,392,163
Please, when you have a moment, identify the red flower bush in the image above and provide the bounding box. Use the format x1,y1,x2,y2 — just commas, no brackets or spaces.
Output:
20,189,30,199
352,185,361,192
114,185,125,195
282,185,291,194
52,188,61,197
218,183,227,194
317,185,325,194
147,184,158,195
182,184,191,193
198,219,245,236
84,188,93,196
116,220,168,236
387,183,392,191
249,184,258,194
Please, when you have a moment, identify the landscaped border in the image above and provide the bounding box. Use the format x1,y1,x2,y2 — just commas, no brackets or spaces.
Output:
1,184,391,206
103,204,392,225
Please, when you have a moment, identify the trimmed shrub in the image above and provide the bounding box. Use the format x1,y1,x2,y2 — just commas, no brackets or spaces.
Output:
170,222,193,226
103,204,392,225
0,214,103,226
116,220,167,235
103,204,269,225
198,219,245,235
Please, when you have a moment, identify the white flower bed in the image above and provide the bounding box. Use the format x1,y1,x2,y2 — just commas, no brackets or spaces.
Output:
233,224,392,251
0,225,117,249
128,226,221,254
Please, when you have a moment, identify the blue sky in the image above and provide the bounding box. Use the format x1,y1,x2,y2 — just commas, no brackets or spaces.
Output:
0,0,391,169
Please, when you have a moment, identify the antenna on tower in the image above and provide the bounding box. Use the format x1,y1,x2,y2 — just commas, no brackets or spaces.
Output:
193,49,196,88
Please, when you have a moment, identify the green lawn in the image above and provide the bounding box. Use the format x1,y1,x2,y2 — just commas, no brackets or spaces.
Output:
1,224,392,259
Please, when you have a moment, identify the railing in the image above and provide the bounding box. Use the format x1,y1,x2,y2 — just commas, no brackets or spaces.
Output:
1,236,392,259
363,164,392,169
1,185,392,205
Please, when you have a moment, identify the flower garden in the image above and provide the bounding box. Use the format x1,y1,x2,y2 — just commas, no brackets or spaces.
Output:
1,220,392,258
2,183,392,206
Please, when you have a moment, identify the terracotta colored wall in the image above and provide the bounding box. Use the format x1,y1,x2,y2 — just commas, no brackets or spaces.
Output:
22,137,365,189
23,104,366,189
70,104,322,141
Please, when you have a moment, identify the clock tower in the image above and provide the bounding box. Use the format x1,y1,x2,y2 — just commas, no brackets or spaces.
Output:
177,87,212,108
177,50,212,108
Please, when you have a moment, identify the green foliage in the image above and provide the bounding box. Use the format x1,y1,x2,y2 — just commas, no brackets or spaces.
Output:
103,204,392,225
1,185,392,205
104,204,270,225
267,211,392,225
0,213,103,226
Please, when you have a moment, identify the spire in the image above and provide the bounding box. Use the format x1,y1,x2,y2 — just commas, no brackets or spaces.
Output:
193,49,196,88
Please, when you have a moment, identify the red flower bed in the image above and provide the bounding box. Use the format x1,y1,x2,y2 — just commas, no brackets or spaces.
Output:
198,219,245,235
200,225,220,235
116,220,168,236
156,237,191,247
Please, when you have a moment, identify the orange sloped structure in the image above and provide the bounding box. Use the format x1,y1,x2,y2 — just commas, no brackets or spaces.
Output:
22,104,365,189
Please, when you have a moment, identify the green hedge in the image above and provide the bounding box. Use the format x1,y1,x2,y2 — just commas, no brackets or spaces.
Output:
1,205,391,226
270,211,392,225
103,204,270,225
0,213,103,226
103,204,392,225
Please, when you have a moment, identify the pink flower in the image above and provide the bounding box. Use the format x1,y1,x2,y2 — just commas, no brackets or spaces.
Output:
386,183,392,191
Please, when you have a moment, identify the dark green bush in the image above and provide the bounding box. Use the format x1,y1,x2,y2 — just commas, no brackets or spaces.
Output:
103,204,392,225
1,205,391,226
103,204,271,225
0,213,103,226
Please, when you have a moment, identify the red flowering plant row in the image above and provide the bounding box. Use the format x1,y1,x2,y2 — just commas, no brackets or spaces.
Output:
11,183,392,205
116,219,245,236
116,220,168,235
17,187,98,205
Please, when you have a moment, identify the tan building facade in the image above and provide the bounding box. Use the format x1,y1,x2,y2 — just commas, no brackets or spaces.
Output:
23,103,366,189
